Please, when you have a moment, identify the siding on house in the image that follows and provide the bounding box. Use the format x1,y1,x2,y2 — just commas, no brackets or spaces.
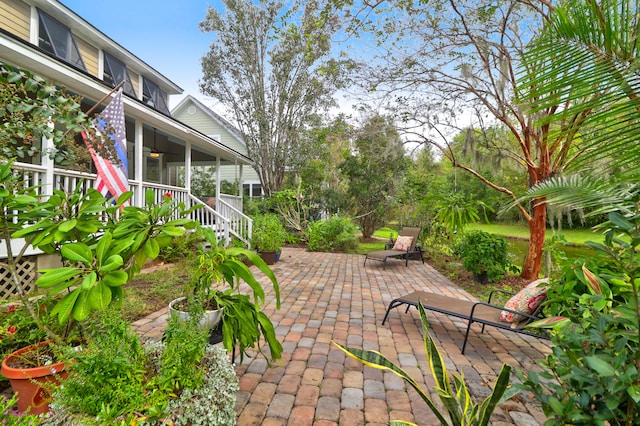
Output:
0,0,30,40
76,37,98,76
172,97,261,189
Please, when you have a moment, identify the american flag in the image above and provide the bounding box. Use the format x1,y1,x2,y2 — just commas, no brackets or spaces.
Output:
85,89,129,200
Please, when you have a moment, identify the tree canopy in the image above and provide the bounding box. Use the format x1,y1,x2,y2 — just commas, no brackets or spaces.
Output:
199,0,352,196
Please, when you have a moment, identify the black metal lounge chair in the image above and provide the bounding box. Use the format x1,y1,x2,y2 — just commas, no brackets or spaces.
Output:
381,288,549,354
364,226,424,269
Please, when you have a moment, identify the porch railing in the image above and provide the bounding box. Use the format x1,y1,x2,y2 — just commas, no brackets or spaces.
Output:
5,162,251,248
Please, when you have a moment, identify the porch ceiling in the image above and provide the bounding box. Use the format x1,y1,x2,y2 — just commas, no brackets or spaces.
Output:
0,32,253,167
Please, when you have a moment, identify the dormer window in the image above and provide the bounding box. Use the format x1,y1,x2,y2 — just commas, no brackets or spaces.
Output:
103,52,136,97
142,78,169,115
37,10,86,70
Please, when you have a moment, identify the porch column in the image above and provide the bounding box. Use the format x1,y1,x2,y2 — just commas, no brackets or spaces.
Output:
134,120,143,205
238,164,243,197
185,141,192,193
41,126,54,196
215,155,221,208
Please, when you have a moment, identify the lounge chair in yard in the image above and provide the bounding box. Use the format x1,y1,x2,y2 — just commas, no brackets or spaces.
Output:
381,278,550,354
364,226,424,269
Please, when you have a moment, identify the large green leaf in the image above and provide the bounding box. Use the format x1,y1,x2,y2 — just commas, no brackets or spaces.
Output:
62,244,94,267
143,238,160,259
95,231,113,265
102,270,129,287
100,255,124,272
36,267,81,288
88,281,112,311
51,288,81,324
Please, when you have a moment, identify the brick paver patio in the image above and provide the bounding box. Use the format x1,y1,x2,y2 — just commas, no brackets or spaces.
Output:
133,247,551,425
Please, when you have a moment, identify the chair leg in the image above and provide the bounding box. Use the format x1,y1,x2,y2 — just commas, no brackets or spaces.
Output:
461,320,474,354
382,299,407,325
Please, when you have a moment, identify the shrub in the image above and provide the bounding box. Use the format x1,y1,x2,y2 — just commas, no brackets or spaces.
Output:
251,214,287,252
515,211,640,425
453,230,513,282
46,308,237,424
306,216,358,252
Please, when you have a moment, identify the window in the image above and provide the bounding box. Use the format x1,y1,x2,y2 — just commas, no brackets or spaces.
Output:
142,78,169,115
103,52,136,97
37,10,86,70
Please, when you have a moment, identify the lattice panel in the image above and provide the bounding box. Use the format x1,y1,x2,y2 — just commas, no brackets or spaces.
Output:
0,257,37,300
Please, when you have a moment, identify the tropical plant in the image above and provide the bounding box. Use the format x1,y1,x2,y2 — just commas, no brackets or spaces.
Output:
180,227,283,362
9,183,196,340
334,303,515,426
453,230,514,282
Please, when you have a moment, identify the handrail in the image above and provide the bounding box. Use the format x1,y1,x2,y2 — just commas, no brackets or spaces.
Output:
188,194,230,245
217,197,253,248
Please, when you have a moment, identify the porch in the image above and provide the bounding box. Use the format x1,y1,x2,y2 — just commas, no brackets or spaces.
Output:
8,162,252,247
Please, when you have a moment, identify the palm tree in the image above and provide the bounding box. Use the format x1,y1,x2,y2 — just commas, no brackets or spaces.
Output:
518,0,640,181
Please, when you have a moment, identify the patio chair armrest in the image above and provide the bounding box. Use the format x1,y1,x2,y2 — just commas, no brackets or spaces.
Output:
487,289,516,304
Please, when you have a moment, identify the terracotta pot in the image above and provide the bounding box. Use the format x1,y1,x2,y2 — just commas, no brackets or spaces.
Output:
259,251,277,265
169,297,223,329
1,341,68,415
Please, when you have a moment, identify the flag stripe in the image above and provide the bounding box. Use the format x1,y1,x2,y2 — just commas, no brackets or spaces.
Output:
84,89,129,201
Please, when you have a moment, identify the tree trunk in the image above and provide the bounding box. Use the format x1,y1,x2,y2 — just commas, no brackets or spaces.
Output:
521,199,546,280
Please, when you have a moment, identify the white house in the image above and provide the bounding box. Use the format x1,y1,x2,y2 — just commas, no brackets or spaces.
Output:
172,95,263,198
0,0,255,295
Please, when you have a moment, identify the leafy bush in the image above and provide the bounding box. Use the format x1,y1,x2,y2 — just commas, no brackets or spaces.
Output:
306,216,358,252
516,212,640,425
47,308,236,424
453,230,513,282
251,214,287,252
158,228,203,263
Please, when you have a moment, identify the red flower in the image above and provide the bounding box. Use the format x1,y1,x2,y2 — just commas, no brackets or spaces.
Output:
164,192,172,198
7,325,17,334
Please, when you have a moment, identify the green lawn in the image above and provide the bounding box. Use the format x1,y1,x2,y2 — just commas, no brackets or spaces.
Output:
469,223,606,246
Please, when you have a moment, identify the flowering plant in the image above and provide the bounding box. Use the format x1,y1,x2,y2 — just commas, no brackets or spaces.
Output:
0,299,63,361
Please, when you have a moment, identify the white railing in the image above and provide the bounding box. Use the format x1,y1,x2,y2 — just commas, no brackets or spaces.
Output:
7,163,251,248
217,197,253,248
219,193,242,212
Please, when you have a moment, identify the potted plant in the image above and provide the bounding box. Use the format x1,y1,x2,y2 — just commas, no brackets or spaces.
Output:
251,214,287,264
0,63,201,414
452,230,514,283
0,169,197,412
169,226,283,363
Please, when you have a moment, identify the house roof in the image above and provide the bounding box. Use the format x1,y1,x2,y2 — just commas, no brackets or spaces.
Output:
50,0,182,95
172,95,247,148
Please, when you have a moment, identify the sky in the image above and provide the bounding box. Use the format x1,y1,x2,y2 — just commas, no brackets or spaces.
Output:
60,1,226,111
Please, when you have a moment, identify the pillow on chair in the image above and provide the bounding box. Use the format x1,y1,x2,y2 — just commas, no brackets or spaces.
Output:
392,236,414,251
500,278,549,323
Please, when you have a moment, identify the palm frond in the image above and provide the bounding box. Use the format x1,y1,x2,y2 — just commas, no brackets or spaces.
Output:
503,174,639,217
517,0,640,177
